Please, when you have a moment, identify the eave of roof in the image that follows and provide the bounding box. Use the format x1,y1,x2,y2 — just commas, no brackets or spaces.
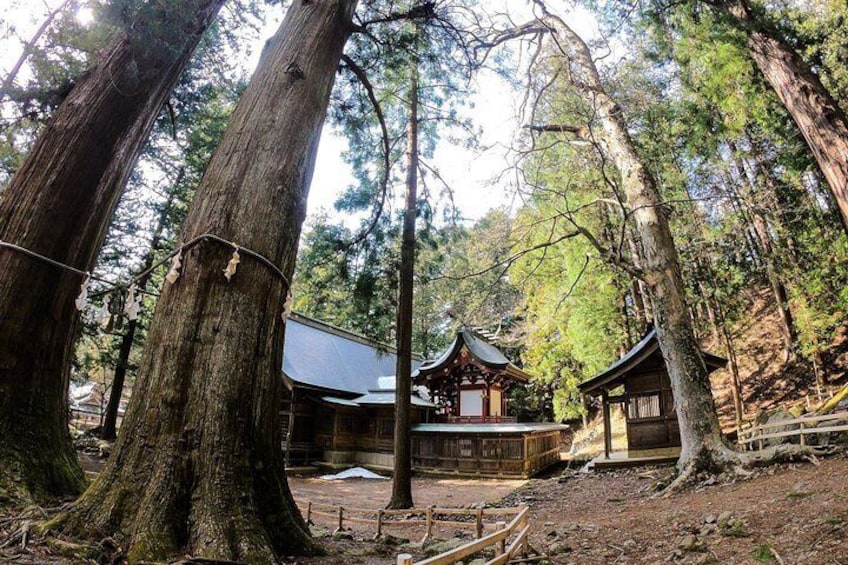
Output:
578,329,727,396
416,328,532,382
353,391,438,408
412,422,568,434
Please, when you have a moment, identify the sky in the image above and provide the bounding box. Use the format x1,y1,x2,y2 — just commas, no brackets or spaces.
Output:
245,1,604,224
1,0,605,225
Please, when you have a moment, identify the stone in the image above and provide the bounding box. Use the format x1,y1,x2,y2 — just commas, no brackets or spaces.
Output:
332,530,354,540
423,538,466,557
699,523,717,536
623,538,637,548
309,525,330,538
717,511,732,527
549,542,573,554
380,534,409,546
679,535,699,551
704,514,716,524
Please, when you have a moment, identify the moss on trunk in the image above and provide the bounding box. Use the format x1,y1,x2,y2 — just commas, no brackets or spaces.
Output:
54,1,358,561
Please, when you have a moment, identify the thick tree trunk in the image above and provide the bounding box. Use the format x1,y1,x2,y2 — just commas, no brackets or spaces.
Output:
729,0,848,233
389,58,419,510
541,10,735,473
56,1,357,561
0,0,227,502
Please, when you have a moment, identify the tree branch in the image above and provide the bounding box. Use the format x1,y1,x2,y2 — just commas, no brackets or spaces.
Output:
338,54,392,249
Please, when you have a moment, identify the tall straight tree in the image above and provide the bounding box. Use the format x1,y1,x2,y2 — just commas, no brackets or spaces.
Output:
57,1,358,561
530,2,735,479
0,0,228,501
390,55,419,510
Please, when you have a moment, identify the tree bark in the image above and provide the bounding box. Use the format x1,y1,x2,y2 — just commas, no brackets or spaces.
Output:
389,56,419,510
726,0,848,233
56,1,357,560
0,0,227,502
538,6,735,473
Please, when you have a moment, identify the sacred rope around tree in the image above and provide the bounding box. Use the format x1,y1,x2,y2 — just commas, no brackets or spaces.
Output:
0,233,294,326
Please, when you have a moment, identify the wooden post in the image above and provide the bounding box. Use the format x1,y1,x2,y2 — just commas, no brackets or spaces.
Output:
397,554,413,565
799,421,806,446
495,520,506,555
306,501,312,525
476,507,483,539
422,506,433,543
601,390,612,459
376,509,384,539
519,503,528,527
336,506,344,533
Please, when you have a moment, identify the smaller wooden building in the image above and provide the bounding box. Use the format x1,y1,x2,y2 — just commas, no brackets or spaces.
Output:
578,328,726,459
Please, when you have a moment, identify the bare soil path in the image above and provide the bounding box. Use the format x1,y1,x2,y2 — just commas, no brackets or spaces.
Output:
289,454,848,564
4,454,848,563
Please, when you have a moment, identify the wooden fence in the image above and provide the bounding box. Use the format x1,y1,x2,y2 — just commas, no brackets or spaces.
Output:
738,410,848,450
298,499,525,542
397,504,532,565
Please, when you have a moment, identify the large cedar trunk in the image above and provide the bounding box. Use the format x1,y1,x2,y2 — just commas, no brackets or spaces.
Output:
728,0,848,233
0,0,227,501
541,11,733,471
58,1,357,561
389,59,419,510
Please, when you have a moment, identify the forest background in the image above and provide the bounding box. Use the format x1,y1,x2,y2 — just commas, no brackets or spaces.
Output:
2,0,847,429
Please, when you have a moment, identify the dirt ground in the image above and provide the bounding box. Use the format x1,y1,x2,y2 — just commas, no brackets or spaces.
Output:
288,473,525,510
4,453,848,564
288,454,848,565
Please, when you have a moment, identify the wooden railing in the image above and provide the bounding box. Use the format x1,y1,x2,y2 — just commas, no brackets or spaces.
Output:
439,415,518,424
298,499,524,542
397,504,533,565
738,410,848,451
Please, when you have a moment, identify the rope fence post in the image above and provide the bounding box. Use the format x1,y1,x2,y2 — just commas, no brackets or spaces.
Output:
495,520,506,555
397,553,413,565
475,507,483,539
799,421,806,446
306,501,312,525
422,506,433,543
375,509,384,539
335,506,344,533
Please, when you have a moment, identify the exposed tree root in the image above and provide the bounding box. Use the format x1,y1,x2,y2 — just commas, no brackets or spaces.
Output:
662,443,837,495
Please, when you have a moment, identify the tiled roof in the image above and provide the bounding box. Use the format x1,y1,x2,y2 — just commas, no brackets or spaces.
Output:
282,313,420,395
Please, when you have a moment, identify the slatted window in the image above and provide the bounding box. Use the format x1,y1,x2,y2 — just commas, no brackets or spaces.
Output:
627,394,661,420
459,438,473,457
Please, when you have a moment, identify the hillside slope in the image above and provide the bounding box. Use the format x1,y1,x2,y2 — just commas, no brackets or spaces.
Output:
572,290,847,455
706,291,848,429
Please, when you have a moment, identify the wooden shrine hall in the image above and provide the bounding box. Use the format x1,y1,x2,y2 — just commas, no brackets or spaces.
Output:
280,316,565,478
578,328,726,464
414,328,531,423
